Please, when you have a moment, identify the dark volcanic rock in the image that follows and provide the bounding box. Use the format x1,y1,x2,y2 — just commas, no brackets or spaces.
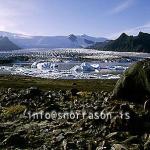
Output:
26,86,42,96
2,132,28,148
0,85,149,149
144,136,150,150
112,59,150,102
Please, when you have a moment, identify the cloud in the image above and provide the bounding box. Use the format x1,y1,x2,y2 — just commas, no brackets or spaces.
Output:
125,22,150,34
109,22,150,39
110,0,134,14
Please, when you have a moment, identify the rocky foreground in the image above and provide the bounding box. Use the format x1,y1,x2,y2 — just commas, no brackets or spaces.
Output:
0,86,150,150
1,59,150,149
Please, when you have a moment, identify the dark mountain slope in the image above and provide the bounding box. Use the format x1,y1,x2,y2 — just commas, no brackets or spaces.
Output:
90,32,150,53
0,36,20,51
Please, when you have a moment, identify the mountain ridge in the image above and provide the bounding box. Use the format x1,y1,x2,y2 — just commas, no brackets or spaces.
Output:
89,32,150,53
0,31,107,49
0,36,20,51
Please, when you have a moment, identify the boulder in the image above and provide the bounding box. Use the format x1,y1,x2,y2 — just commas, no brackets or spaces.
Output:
112,59,150,102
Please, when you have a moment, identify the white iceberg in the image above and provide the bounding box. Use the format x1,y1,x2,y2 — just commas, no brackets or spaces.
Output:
90,63,100,69
109,65,128,70
81,62,96,72
37,62,52,70
31,62,39,68
71,62,100,73
31,61,58,71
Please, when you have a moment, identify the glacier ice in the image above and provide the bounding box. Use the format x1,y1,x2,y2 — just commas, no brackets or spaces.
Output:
71,62,100,73
31,61,58,71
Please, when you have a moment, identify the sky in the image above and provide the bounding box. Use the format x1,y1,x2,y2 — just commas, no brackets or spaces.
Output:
0,0,150,39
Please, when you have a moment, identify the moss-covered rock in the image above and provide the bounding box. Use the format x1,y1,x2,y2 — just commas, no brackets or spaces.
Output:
112,59,150,102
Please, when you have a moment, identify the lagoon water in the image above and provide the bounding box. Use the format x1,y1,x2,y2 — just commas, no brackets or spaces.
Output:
0,48,149,79
0,60,133,79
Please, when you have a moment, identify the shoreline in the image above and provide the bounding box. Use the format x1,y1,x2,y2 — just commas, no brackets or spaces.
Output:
0,74,117,91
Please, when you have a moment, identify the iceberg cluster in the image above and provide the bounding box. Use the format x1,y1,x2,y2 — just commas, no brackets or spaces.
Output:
0,60,128,79
0,65,121,79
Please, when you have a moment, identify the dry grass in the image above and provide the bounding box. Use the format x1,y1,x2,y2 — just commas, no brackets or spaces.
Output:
2,104,26,118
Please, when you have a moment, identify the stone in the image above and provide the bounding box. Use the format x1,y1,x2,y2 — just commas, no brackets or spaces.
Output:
26,87,42,96
144,100,150,112
2,133,28,148
67,142,77,149
105,132,118,139
144,136,150,150
96,141,110,150
55,133,65,142
111,144,128,150
112,59,150,102
122,136,139,144
62,139,67,150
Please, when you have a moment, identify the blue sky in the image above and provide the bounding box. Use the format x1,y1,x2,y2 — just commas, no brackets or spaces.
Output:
0,0,149,39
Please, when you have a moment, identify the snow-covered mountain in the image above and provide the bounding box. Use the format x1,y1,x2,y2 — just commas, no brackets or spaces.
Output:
0,31,107,49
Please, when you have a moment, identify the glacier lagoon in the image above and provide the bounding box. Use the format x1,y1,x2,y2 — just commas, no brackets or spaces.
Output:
0,48,149,79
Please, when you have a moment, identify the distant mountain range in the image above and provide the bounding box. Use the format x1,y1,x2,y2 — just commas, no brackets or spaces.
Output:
0,36,20,51
0,31,107,49
1,31,150,53
89,32,150,53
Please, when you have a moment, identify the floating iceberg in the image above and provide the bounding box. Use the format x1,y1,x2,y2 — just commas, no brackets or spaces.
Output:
31,62,39,68
31,61,58,71
71,62,100,73
37,62,52,70
109,65,128,70
81,63,96,72
0,65,121,79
